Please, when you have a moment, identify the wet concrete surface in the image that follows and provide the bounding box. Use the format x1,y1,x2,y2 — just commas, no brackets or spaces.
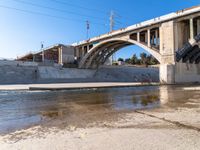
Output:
0,85,200,135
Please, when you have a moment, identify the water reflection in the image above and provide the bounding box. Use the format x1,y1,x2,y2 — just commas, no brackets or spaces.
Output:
0,85,200,134
141,95,159,106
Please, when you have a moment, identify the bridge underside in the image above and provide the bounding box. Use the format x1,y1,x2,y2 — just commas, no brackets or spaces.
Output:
81,41,130,69
79,37,161,69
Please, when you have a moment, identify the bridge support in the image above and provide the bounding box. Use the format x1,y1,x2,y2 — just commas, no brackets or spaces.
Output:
159,21,176,84
190,18,194,40
160,64,175,84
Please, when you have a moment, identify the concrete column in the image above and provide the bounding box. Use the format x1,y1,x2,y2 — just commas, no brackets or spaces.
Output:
87,45,90,52
155,30,159,46
77,49,81,58
74,48,77,58
147,29,151,47
197,19,200,34
145,32,148,43
159,21,175,84
82,46,84,57
137,32,140,42
190,18,194,40
160,64,175,84
42,51,45,63
33,55,35,62
58,47,63,65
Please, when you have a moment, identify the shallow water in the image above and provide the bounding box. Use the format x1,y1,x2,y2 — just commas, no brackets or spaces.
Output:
0,85,199,134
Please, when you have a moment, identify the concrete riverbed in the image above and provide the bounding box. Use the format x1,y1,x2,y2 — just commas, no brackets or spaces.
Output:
0,85,200,150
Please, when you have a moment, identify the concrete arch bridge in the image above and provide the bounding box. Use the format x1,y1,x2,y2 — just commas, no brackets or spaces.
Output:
73,6,200,84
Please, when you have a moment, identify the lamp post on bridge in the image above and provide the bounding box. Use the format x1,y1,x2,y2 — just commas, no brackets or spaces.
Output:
41,41,44,63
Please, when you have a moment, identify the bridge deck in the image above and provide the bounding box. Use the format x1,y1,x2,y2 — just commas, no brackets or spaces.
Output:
73,5,200,47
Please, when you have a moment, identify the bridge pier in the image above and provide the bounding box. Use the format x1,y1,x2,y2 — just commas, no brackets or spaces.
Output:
159,21,176,84
160,64,175,84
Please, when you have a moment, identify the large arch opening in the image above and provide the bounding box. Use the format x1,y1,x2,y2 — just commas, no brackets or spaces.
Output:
79,38,161,82
79,38,161,69
114,45,159,66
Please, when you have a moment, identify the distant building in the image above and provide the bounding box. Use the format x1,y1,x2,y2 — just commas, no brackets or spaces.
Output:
17,44,75,65
118,61,125,66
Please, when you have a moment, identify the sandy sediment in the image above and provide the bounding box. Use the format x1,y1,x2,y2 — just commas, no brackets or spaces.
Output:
0,105,200,150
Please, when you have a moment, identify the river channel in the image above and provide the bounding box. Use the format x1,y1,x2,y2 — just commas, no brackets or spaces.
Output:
0,85,199,134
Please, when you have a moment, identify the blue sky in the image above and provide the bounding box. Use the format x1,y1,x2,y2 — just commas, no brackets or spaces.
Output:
0,0,199,59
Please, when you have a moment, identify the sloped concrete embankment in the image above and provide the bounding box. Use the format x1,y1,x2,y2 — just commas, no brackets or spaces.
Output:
37,66,96,83
37,66,159,83
0,61,38,84
0,60,159,84
94,66,159,82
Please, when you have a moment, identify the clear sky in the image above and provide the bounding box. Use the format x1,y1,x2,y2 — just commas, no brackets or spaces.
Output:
0,0,199,59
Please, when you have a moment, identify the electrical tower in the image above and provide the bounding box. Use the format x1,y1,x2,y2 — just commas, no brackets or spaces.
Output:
110,10,116,65
86,20,90,39
110,11,115,32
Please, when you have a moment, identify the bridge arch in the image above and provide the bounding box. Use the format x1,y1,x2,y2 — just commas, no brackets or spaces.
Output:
79,37,162,68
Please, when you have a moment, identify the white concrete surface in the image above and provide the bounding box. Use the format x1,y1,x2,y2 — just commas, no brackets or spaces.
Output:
160,64,175,84
0,82,159,91
29,82,158,90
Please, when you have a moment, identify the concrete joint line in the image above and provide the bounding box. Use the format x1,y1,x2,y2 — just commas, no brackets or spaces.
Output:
135,110,200,132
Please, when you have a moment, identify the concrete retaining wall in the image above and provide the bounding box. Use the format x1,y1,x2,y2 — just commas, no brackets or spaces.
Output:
0,60,38,67
175,62,200,83
0,60,159,84
38,66,95,79
0,65,37,84
94,66,159,82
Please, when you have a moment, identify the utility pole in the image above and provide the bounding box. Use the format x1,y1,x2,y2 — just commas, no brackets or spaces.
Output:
110,10,115,65
86,20,90,39
110,11,115,32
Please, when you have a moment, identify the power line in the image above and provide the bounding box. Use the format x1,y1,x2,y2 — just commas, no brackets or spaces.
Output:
49,0,109,15
12,0,130,28
0,4,108,26
12,0,108,22
49,0,135,28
